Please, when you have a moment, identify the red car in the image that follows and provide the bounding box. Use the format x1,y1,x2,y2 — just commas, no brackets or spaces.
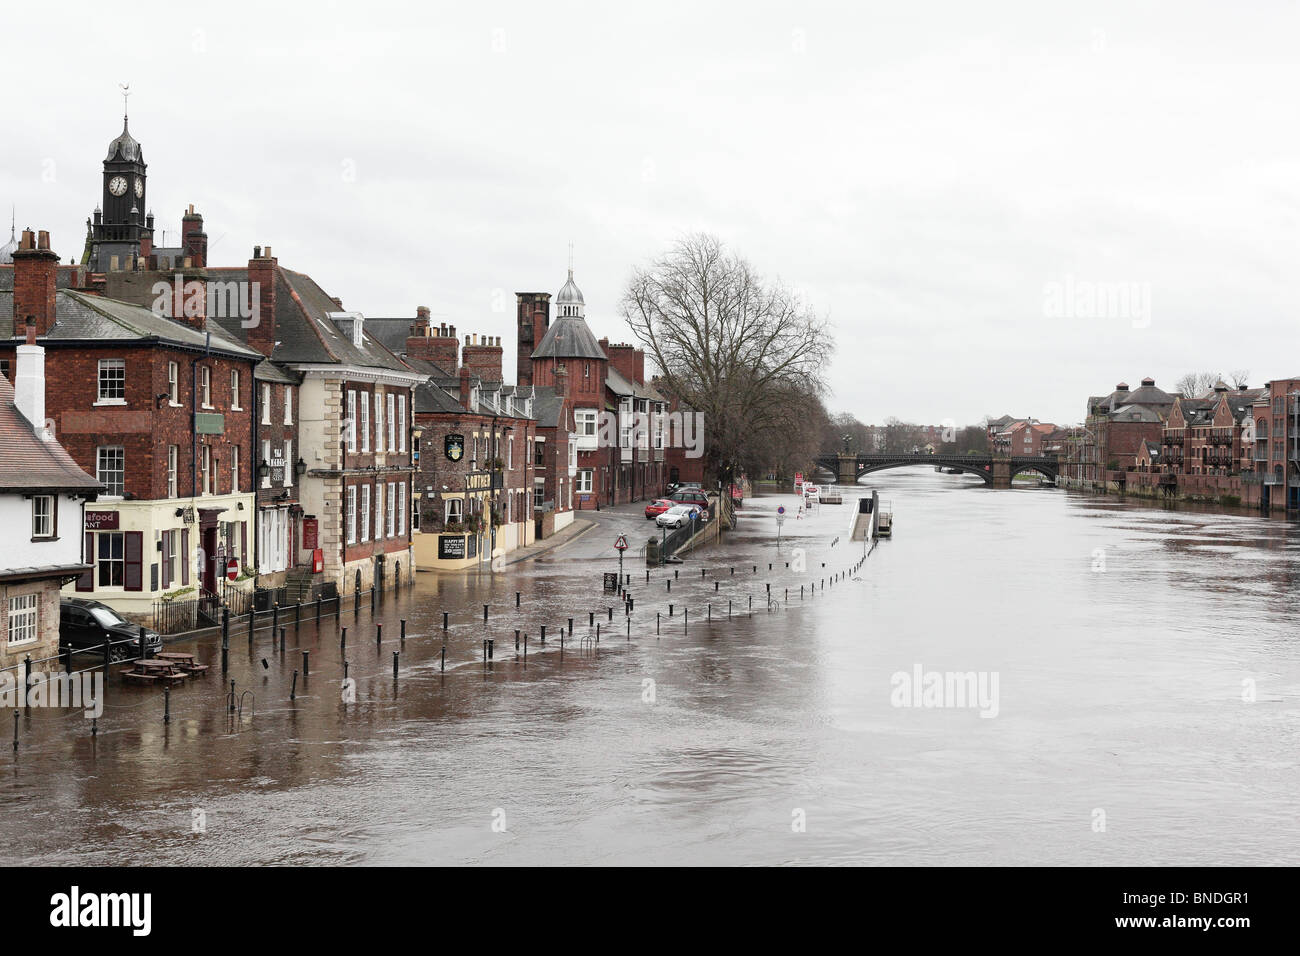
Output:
645,498,674,519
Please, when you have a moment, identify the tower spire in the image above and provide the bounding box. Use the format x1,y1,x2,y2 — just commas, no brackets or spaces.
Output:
119,82,131,126
568,240,574,277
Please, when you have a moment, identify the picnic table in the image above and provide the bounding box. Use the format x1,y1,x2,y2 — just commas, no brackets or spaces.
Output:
122,659,190,686
156,652,210,676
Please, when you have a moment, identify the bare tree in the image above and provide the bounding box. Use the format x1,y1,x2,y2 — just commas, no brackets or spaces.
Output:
1174,371,1221,398
622,233,834,481
1229,369,1251,389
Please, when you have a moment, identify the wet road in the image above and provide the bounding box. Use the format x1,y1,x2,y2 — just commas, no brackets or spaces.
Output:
3,472,1299,865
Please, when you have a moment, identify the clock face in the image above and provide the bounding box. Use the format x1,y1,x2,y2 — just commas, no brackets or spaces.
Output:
108,176,127,196
134,177,143,198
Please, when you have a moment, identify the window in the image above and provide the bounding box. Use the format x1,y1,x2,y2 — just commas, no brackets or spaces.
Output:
97,532,124,587
231,369,242,410
347,391,357,451
231,445,239,494
577,470,593,493
161,530,177,589
387,482,396,537
445,497,463,524
569,441,577,471
508,438,514,470
411,492,421,532
534,479,545,508
361,393,370,453
398,395,407,452
360,485,371,541
283,439,293,488
387,393,396,451
373,392,383,453
347,486,357,544
398,482,406,535
97,359,125,403
654,412,664,450
168,362,179,404
535,439,545,468
261,440,272,488
584,362,590,379
32,495,54,539
262,383,272,424
97,446,124,497
168,445,178,497
6,594,37,647
375,482,384,540
201,445,212,494
200,366,212,408
284,385,292,424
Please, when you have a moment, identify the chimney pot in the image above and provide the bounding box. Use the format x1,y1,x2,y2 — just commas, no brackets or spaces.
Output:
254,245,262,258
265,246,273,258
24,317,36,346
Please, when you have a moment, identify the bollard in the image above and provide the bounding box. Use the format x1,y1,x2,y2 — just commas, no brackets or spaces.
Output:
569,618,574,634
443,611,448,631
708,604,712,621
488,639,494,660
400,620,406,643
441,645,446,672
516,592,521,607
523,634,527,661
484,604,489,623
596,623,601,640
91,716,98,737
753,565,757,573
684,608,689,632
279,626,286,652
731,567,735,575
701,568,705,578
317,596,322,624
295,601,301,636
272,602,279,635
667,580,671,592
669,604,674,616
626,618,630,639
715,581,719,591
769,563,772,571
541,625,546,644
164,687,170,724
589,611,594,626
139,624,148,661
13,711,17,751
728,599,732,617
228,680,236,712
608,607,613,621
674,569,679,580
394,651,400,677
785,588,788,601
766,583,771,596
515,629,521,650
262,658,269,670
801,585,804,599
657,613,660,634
342,626,348,649
749,595,752,610
371,587,376,612
302,650,309,675
646,570,650,583
290,670,298,701
23,656,32,701
355,588,361,621
344,660,349,680
377,623,383,644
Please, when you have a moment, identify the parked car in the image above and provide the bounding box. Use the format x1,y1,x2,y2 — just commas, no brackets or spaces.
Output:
645,498,675,520
656,504,707,528
665,481,702,495
59,598,161,661
667,488,710,509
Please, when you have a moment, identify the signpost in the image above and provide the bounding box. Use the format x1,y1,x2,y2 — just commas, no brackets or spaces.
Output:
776,506,786,544
614,533,628,583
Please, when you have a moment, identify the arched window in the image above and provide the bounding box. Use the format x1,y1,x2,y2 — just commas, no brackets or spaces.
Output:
1257,418,1269,438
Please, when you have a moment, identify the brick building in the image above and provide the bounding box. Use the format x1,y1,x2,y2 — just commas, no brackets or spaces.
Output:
0,229,262,622
0,332,99,672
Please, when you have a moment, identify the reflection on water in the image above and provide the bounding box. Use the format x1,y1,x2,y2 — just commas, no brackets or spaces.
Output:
3,471,1298,865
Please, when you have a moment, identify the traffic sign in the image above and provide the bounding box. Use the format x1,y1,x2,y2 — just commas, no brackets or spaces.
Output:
613,534,629,551
777,505,785,515
226,558,239,581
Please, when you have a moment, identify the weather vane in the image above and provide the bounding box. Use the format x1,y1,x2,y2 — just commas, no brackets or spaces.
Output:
119,82,131,120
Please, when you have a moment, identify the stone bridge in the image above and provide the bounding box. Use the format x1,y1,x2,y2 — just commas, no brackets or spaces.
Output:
811,453,1060,489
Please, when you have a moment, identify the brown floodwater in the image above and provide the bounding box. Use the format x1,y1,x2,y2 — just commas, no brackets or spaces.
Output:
3,471,1298,865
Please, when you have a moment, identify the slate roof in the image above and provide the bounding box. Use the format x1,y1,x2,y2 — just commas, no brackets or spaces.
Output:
0,375,101,492
254,358,300,385
414,381,468,415
532,313,606,360
0,289,261,358
530,386,566,429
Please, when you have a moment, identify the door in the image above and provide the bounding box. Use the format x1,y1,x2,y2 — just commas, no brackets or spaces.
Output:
202,526,218,594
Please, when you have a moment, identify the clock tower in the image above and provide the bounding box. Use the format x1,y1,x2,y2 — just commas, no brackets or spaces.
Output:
86,109,150,271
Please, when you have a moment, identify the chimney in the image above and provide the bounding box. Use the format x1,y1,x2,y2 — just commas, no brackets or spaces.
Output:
247,245,278,356
606,342,644,385
462,332,504,384
553,363,568,399
1115,382,1129,392
428,323,458,372
14,318,48,439
405,306,438,362
181,204,208,268
1141,377,1155,388
11,229,60,337
459,365,472,411
515,292,551,387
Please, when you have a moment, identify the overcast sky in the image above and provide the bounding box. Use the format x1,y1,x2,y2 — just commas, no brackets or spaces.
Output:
4,1,1298,425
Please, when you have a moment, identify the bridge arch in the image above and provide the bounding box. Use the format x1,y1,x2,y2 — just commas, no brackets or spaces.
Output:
854,460,993,485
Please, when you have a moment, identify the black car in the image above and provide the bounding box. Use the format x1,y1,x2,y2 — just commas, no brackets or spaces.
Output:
59,598,161,661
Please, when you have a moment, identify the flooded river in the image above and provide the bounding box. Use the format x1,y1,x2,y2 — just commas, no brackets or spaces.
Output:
3,471,1298,865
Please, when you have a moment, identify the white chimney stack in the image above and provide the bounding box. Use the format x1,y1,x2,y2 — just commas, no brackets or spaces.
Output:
14,319,49,440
